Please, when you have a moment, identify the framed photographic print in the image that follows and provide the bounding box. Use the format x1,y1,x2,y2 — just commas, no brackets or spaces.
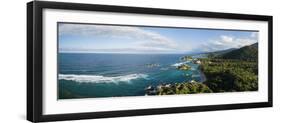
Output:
27,1,273,122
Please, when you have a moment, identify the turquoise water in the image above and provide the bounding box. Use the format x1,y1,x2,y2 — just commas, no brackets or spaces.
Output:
58,53,204,99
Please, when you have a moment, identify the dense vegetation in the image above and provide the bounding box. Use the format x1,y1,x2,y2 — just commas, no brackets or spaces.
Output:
201,43,258,92
151,43,259,95
206,48,236,58
181,56,193,61
176,64,191,70
157,82,212,95
220,43,258,61
200,59,258,92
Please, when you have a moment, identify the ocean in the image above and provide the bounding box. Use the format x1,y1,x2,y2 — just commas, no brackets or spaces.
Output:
58,53,205,99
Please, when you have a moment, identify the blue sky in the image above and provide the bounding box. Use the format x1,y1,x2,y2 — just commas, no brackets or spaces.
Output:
58,23,258,54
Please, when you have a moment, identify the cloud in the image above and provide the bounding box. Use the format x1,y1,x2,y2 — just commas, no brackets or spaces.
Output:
201,35,258,52
59,23,179,51
60,47,181,54
251,32,258,38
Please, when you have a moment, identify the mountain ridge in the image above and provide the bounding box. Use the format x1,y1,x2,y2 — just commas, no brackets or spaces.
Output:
219,42,258,61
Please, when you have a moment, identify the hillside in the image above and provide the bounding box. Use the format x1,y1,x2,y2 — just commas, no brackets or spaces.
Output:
219,43,258,61
209,48,237,56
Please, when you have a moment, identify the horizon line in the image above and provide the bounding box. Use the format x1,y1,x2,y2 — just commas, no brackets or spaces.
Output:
58,52,198,55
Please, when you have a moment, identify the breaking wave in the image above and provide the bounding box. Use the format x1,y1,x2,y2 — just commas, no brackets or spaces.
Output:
59,74,148,83
171,61,190,67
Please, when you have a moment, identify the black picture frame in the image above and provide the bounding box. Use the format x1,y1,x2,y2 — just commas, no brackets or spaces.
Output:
27,1,273,122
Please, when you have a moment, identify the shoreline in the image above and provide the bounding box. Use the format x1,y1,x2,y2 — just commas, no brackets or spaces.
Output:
199,68,207,82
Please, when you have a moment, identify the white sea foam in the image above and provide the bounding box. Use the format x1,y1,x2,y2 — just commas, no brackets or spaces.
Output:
59,74,148,83
171,61,190,67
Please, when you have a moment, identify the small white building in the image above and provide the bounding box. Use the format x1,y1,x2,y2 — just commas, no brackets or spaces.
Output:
195,60,201,64
165,84,171,87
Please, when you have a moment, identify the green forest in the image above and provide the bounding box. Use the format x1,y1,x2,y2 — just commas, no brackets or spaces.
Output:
155,43,258,95
157,82,212,95
200,58,258,92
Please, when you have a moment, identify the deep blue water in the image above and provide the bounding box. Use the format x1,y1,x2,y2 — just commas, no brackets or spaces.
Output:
58,53,204,99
